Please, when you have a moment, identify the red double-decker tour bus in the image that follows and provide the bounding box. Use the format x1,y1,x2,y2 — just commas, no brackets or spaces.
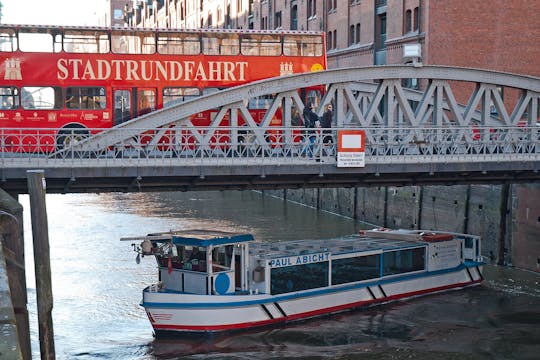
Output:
0,24,326,151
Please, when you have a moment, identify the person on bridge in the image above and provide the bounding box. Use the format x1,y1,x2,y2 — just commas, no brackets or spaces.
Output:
321,104,333,144
302,102,319,157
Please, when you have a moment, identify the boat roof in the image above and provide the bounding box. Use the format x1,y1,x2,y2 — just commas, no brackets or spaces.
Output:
120,229,254,247
249,233,432,260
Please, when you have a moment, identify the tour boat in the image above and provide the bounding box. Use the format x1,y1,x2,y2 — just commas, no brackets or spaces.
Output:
122,228,485,334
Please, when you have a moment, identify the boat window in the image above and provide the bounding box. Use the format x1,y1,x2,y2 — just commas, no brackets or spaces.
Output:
332,254,380,285
177,245,206,272
271,261,328,295
211,245,234,272
382,247,425,276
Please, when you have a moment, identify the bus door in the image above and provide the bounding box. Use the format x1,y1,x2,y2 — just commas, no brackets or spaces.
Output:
113,89,132,125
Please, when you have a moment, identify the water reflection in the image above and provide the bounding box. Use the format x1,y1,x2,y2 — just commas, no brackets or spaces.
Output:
20,191,540,360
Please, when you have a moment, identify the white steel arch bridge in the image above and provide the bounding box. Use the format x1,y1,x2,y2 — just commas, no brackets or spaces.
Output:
1,65,539,194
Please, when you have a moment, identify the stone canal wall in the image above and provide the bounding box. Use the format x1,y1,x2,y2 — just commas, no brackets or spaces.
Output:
267,184,540,273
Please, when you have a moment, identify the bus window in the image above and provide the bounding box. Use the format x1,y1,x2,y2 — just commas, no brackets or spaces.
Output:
62,30,110,53
284,35,324,57
202,33,239,55
202,88,222,95
249,94,274,110
112,30,155,54
0,87,18,109
299,35,324,57
18,31,56,53
138,89,156,116
241,34,281,56
283,36,300,56
306,89,322,109
0,29,17,52
21,87,62,109
163,87,200,107
65,87,106,110
158,32,200,55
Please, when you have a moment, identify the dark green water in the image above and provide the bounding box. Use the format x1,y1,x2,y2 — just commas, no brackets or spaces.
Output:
22,191,540,359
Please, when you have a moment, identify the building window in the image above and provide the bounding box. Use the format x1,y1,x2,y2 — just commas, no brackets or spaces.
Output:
308,0,316,18
333,30,337,49
291,4,298,30
413,7,419,31
328,0,337,12
275,11,282,29
405,9,412,33
349,25,355,46
355,23,361,43
327,31,332,50
376,13,387,49
217,7,222,24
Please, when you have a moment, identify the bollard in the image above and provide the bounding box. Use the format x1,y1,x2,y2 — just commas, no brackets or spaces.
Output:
26,170,56,360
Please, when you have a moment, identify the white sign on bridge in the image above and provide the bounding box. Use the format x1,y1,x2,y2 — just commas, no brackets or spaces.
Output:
337,130,365,167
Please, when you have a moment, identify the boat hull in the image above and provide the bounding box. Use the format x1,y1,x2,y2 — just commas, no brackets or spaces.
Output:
143,263,484,333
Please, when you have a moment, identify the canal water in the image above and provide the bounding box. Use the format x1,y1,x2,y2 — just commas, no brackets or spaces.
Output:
21,191,540,359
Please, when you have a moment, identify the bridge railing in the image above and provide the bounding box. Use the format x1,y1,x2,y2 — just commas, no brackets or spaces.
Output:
0,126,538,166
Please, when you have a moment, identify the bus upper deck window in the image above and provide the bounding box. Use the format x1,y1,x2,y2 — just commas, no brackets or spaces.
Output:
0,30,17,52
241,34,281,56
299,35,323,57
158,32,200,55
202,33,239,55
18,31,56,53
112,30,155,54
63,30,110,53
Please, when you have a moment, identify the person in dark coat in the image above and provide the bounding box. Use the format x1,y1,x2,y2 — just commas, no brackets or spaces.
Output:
302,102,319,128
302,102,319,156
321,104,333,143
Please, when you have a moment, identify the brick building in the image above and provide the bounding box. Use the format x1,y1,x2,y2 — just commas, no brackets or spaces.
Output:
116,1,539,78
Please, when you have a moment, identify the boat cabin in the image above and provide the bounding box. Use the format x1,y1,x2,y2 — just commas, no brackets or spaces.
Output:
126,230,254,295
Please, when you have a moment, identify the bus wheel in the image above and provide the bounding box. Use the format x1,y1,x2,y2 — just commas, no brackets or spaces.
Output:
56,127,90,150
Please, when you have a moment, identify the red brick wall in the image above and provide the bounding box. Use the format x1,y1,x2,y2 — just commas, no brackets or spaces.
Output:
427,0,540,77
